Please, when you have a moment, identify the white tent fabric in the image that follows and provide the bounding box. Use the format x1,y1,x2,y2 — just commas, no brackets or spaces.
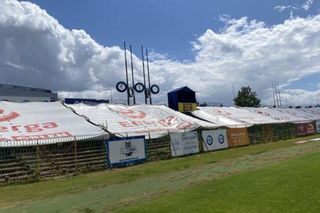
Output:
274,108,315,122
0,101,107,147
195,107,282,125
68,104,219,138
192,108,250,128
244,107,310,123
295,108,320,120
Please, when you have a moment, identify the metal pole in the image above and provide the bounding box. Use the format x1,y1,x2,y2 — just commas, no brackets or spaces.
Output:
124,42,130,105
146,49,152,105
130,45,136,105
141,45,147,104
272,81,276,107
277,82,283,108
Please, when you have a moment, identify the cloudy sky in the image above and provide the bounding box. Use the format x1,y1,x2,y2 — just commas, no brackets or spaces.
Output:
1,0,320,106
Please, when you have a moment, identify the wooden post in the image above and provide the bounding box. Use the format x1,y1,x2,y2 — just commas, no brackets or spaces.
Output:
74,136,78,174
36,140,40,180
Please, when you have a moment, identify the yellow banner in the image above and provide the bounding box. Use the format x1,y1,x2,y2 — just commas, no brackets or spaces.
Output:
178,103,197,112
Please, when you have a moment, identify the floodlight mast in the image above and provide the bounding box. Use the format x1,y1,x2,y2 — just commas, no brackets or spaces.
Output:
146,49,152,105
123,42,130,105
141,45,147,104
129,45,136,105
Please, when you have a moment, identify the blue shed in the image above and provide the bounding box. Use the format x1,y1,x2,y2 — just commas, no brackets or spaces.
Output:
167,86,197,112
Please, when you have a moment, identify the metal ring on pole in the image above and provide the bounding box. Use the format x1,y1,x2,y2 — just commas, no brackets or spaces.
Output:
116,81,128,93
134,82,145,93
150,84,160,94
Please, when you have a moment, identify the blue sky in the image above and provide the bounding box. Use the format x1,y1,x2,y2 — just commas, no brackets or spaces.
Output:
1,0,320,106
28,0,320,60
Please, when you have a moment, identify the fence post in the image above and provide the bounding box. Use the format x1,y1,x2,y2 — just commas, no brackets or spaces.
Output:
36,140,40,180
74,136,78,174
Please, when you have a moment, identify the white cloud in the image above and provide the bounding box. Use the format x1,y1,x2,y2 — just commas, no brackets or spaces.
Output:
1,0,320,106
274,0,315,18
302,0,314,11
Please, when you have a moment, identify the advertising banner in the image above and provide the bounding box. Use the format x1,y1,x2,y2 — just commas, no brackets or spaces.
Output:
316,121,320,133
296,123,306,136
306,122,316,135
227,128,250,147
295,122,316,136
170,131,199,157
69,104,218,139
0,102,106,147
107,136,146,166
202,129,228,151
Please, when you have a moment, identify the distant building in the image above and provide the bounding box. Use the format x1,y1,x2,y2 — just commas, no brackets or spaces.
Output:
0,83,58,102
63,98,109,105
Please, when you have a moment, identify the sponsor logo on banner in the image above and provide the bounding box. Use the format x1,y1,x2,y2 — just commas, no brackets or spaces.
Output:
218,134,224,144
202,129,228,151
107,136,146,166
0,109,19,122
118,109,146,119
120,141,136,157
206,135,213,146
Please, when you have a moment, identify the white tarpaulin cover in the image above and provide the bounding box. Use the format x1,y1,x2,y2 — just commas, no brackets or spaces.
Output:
192,107,250,127
194,107,282,125
202,129,228,151
296,108,320,120
68,104,219,138
274,108,315,122
0,101,107,147
170,131,199,157
244,107,310,123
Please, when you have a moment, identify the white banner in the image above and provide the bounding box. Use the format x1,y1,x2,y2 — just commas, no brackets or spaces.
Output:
107,136,146,165
202,129,228,151
170,131,199,157
316,121,320,133
68,104,218,138
0,102,106,147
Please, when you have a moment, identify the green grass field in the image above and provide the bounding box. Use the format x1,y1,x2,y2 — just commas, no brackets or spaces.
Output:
1,135,320,213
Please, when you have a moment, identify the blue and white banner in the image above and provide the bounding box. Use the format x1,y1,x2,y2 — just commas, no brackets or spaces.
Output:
107,136,146,166
202,129,228,151
170,131,199,157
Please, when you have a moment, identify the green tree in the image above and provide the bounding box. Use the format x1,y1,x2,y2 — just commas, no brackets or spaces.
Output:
234,86,261,107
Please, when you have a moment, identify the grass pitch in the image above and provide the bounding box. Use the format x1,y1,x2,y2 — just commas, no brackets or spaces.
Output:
0,135,320,213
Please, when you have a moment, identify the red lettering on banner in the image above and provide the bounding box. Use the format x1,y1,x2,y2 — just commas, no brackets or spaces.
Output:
119,121,134,127
11,125,21,131
159,116,176,127
11,132,72,141
0,109,19,122
0,126,8,132
132,121,143,126
119,109,146,119
43,122,58,129
0,122,58,133
213,110,231,116
25,124,43,132
177,122,193,130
